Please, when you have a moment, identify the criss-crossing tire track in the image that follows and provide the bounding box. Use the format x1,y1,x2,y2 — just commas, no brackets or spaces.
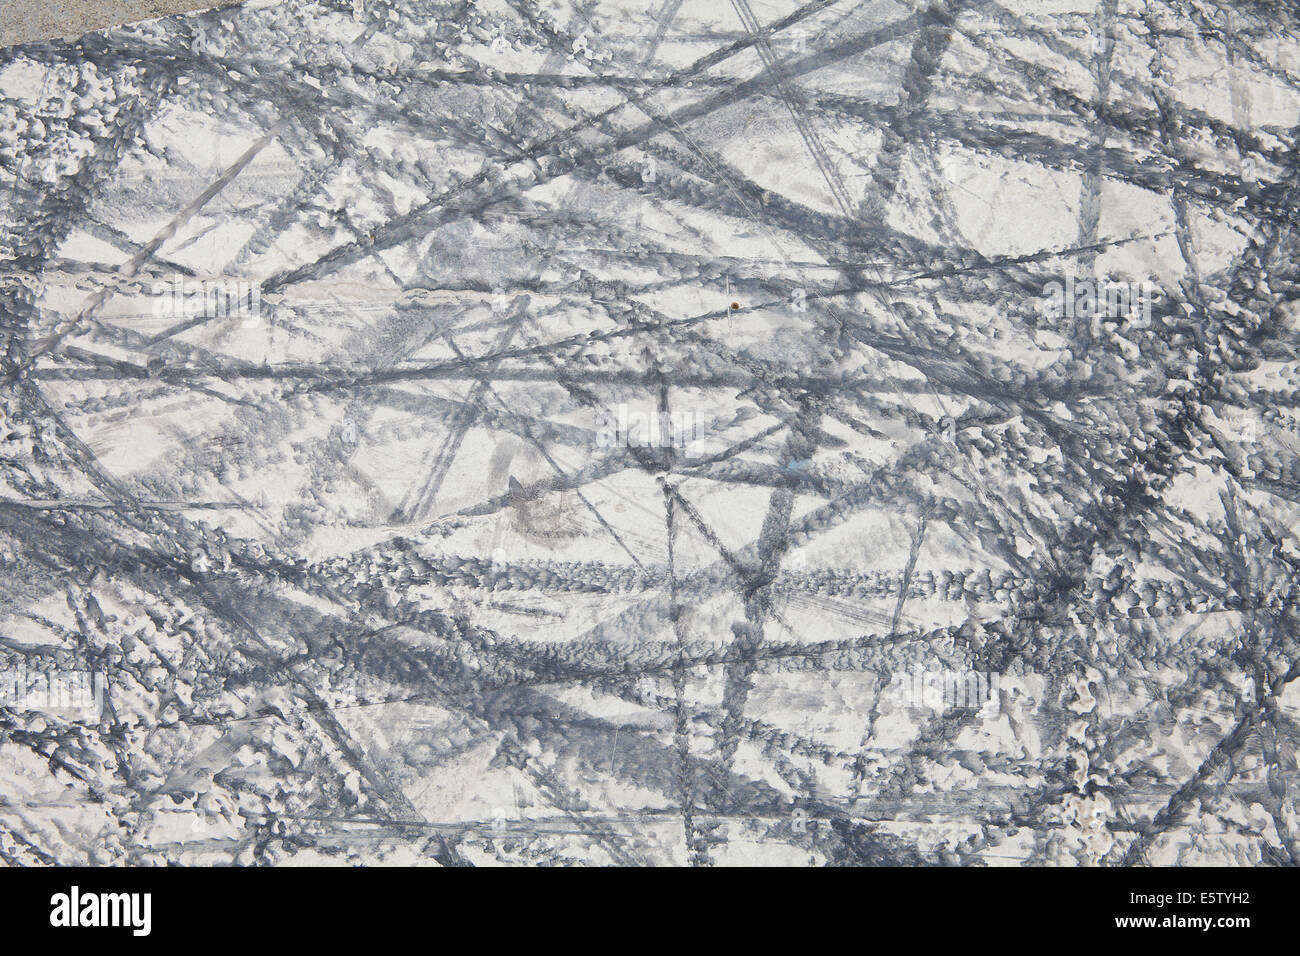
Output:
1,0,1299,866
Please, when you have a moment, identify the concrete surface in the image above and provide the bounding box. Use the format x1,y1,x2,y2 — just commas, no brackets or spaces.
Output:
1,0,229,47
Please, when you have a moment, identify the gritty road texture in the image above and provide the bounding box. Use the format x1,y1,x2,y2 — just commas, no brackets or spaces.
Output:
0,0,228,47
